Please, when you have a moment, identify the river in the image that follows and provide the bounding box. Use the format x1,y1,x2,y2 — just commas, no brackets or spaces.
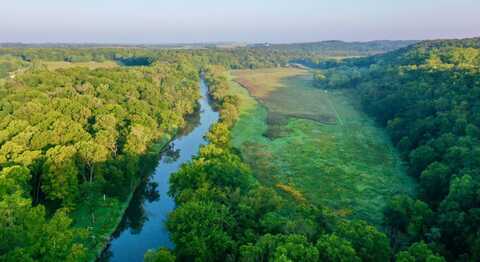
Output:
100,78,219,261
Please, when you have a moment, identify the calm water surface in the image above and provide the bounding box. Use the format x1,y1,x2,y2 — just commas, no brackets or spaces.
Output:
101,78,219,261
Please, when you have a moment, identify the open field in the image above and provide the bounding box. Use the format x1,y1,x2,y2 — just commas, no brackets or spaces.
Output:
41,61,119,70
230,68,415,224
234,68,338,127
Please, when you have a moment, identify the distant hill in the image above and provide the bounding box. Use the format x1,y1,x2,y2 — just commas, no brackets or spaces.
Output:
346,37,480,67
251,40,418,56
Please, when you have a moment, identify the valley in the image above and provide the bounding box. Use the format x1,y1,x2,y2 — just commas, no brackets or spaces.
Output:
1,37,479,261
229,68,414,224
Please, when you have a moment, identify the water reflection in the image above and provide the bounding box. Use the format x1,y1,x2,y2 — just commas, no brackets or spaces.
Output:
163,146,180,164
101,78,219,262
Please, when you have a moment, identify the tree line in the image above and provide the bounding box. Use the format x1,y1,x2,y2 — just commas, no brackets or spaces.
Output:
313,37,480,261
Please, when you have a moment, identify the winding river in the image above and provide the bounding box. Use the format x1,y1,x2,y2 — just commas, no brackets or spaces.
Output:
100,78,219,261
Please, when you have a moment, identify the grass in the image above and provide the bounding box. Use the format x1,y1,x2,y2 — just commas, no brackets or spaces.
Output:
40,61,119,70
72,135,173,261
72,196,125,261
229,68,415,225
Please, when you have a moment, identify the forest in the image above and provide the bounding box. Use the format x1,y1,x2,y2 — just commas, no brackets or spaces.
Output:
0,38,478,261
0,57,200,260
313,37,480,261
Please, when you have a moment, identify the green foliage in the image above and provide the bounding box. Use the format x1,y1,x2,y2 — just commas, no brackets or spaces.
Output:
240,234,319,262
396,242,445,262
335,220,391,262
316,234,360,262
4,40,471,261
0,166,30,198
0,53,201,259
312,38,480,260
230,68,413,225
165,68,396,262
144,248,176,262
383,195,433,249
0,188,87,261
0,56,28,78
167,201,235,261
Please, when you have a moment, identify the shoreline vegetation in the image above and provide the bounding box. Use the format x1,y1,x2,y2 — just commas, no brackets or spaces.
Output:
2,38,480,261
89,74,217,260
0,58,201,261
79,134,174,261
149,65,396,261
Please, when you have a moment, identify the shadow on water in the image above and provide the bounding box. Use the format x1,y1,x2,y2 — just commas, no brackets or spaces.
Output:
99,78,219,262
116,57,154,67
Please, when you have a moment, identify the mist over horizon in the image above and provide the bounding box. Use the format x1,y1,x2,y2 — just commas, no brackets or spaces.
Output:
1,0,479,44
2,1,480,262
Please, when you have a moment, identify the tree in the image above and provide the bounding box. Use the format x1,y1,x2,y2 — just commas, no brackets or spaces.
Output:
76,140,108,183
419,162,450,205
240,234,318,262
0,195,87,262
93,114,118,156
144,248,176,262
124,124,151,154
206,123,231,147
396,242,445,262
167,201,235,261
383,195,433,250
409,145,436,177
316,234,360,262
0,165,30,198
42,145,79,206
336,220,391,262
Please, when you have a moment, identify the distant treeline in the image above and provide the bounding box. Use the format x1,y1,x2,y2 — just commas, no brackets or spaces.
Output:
253,40,417,56
0,40,416,70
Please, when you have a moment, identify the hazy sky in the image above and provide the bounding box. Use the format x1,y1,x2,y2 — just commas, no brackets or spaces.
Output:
1,0,479,43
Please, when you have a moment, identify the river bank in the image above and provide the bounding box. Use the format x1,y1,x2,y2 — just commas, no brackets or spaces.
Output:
95,78,219,261
74,134,174,262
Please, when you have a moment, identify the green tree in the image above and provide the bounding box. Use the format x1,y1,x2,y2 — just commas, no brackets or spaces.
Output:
167,201,235,261
419,162,450,205
42,145,79,206
383,195,433,249
144,248,176,262
240,234,318,262
316,234,360,262
0,165,30,198
0,195,87,262
76,140,108,183
396,241,445,262
336,220,391,262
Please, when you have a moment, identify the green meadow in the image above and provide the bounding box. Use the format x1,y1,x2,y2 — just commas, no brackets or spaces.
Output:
230,68,415,224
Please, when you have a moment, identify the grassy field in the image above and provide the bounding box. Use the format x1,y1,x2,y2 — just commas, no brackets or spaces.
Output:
230,68,415,224
41,61,119,70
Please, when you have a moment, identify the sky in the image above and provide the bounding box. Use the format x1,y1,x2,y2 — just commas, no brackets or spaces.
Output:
1,0,479,44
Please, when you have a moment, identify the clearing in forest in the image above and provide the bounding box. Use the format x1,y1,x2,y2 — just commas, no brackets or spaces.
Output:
230,68,415,224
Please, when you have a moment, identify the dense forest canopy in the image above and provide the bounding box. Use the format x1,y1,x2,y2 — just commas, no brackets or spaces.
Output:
0,57,200,260
1,38,478,261
313,37,480,261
